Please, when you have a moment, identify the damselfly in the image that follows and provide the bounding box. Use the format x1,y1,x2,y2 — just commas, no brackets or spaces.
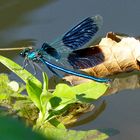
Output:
20,15,110,83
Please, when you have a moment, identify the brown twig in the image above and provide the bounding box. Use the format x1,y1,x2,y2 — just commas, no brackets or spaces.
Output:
0,46,33,51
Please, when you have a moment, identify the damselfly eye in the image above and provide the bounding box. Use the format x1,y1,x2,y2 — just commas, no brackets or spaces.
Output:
20,48,30,57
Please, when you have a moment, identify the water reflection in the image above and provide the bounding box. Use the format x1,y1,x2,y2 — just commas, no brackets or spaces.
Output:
0,0,56,72
66,101,107,128
106,74,140,95
0,0,54,30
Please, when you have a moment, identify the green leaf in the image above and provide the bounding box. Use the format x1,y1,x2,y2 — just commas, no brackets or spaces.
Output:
52,84,77,108
39,127,119,140
0,116,46,140
50,84,77,111
26,80,42,110
72,81,108,100
42,72,48,91
53,84,76,99
51,82,108,111
47,82,108,120
0,55,42,88
40,73,52,117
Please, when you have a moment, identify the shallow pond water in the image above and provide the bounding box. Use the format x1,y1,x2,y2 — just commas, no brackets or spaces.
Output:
0,0,140,139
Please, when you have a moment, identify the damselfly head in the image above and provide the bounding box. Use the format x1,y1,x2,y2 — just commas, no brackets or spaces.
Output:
20,48,31,57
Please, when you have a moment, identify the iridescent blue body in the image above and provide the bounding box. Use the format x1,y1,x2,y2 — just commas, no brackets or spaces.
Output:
20,15,110,83
27,52,37,60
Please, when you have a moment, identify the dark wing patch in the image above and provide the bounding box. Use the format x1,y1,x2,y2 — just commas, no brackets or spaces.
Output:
68,47,104,69
41,43,61,59
62,15,102,50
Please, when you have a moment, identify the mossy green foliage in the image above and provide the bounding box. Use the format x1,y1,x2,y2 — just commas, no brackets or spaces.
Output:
0,74,38,125
26,72,108,129
0,55,119,140
0,73,25,106
0,74,13,102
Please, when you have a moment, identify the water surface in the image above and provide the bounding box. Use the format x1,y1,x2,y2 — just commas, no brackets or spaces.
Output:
0,0,140,139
